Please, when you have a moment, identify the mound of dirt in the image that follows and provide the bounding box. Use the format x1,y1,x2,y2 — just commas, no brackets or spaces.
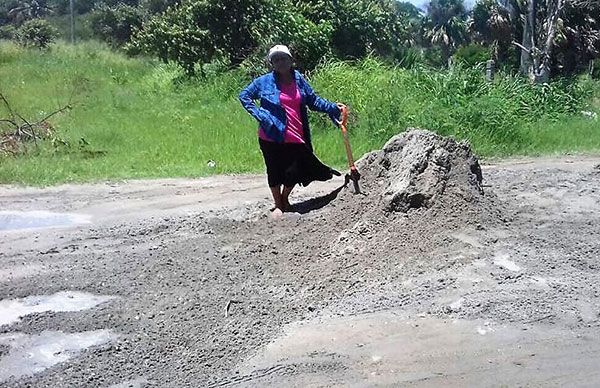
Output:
349,129,484,213
298,128,508,273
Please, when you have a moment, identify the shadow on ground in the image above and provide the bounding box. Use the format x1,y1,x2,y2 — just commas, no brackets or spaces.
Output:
292,184,346,214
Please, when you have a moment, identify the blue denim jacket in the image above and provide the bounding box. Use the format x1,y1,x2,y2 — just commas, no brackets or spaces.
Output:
239,70,340,151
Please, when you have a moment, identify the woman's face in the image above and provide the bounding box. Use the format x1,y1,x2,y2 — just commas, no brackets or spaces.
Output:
270,53,292,74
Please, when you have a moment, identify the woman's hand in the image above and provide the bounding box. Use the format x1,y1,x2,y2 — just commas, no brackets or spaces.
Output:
335,103,347,126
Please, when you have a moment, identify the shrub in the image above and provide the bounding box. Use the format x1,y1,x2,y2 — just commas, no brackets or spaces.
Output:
0,24,17,40
592,60,600,80
88,3,145,47
18,18,57,48
422,46,446,67
453,43,491,67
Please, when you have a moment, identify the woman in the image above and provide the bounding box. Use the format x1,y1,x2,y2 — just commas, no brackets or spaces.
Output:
239,45,345,218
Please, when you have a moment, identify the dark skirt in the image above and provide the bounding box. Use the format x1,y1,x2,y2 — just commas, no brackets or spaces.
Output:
259,139,340,187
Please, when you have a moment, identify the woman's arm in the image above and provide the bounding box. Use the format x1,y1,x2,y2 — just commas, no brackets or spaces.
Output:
301,76,341,124
239,79,274,129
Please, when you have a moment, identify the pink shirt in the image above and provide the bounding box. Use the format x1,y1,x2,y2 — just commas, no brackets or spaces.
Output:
259,80,304,143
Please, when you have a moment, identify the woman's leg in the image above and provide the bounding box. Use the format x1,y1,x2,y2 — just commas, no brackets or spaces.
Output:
269,185,285,219
270,185,284,211
269,185,294,213
282,185,295,211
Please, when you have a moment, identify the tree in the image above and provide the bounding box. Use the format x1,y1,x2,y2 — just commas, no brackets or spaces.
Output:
130,0,384,75
128,0,276,75
469,0,515,66
424,0,469,62
48,0,98,15
516,0,570,82
8,0,53,25
253,3,333,71
391,1,425,50
393,1,423,20
470,0,511,45
18,17,57,47
469,0,598,81
0,0,21,26
137,0,181,15
296,0,415,61
89,3,145,47
552,0,599,75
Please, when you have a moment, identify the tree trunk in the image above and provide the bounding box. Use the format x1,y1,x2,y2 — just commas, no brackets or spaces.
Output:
519,0,564,84
520,0,535,75
532,0,563,83
532,60,550,83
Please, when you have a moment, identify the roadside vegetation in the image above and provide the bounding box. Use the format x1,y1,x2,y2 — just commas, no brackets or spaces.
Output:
0,41,598,185
0,0,599,185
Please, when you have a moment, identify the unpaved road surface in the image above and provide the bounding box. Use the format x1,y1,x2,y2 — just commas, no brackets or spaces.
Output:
1,152,599,387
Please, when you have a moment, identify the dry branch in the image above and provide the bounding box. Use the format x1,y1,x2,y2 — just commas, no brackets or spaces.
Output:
0,91,72,155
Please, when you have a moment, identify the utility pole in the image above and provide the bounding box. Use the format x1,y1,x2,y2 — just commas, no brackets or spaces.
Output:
70,0,74,44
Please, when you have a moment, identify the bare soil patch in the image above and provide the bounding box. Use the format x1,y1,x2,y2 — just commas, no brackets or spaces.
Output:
1,131,599,387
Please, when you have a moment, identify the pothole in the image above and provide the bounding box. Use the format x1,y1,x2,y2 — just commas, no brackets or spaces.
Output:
0,291,117,326
0,330,117,382
493,254,521,272
0,211,91,231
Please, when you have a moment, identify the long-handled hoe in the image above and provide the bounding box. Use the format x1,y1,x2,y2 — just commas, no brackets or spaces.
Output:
339,106,361,194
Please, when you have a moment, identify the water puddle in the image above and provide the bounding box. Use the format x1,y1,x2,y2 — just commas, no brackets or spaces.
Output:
493,254,521,272
529,276,549,288
0,211,91,231
476,325,494,335
0,291,116,326
0,330,116,382
449,298,464,311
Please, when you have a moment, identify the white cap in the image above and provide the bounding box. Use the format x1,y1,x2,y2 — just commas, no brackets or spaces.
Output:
268,45,292,61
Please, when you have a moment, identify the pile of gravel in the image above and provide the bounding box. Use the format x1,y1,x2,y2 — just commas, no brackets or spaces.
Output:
336,129,486,216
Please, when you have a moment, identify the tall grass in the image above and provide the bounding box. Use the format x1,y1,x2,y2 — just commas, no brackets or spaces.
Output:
0,41,260,185
0,41,598,185
308,58,599,162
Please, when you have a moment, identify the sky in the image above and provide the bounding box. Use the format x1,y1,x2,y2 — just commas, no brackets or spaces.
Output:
403,0,476,11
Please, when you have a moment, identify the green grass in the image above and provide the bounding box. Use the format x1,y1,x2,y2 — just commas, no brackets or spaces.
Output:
0,41,263,185
308,58,600,159
1,41,599,186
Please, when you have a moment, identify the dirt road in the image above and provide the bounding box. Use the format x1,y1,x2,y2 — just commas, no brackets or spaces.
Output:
1,154,599,387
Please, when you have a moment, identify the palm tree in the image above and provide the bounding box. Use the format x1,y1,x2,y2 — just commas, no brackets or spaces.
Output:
468,0,597,79
553,0,600,74
423,0,469,62
469,0,513,62
571,0,598,7
470,0,512,41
